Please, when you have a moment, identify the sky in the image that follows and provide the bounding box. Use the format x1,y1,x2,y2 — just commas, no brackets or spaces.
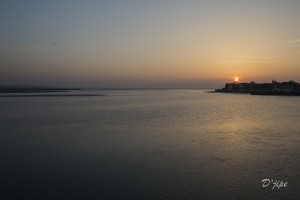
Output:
1,0,300,88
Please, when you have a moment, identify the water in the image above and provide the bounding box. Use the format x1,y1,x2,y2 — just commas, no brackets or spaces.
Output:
0,90,299,199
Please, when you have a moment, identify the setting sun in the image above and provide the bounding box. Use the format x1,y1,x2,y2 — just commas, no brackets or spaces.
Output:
234,77,239,82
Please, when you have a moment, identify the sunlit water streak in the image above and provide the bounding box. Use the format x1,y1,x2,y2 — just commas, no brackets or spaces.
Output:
0,90,299,199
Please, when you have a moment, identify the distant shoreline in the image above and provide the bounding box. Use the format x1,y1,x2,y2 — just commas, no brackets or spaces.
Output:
0,88,81,93
213,90,300,96
0,86,208,92
0,94,106,97
0,87,106,97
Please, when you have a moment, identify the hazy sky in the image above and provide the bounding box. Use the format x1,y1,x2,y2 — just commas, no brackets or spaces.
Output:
1,0,300,88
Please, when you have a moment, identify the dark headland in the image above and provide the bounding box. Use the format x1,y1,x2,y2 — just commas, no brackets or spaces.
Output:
215,80,300,96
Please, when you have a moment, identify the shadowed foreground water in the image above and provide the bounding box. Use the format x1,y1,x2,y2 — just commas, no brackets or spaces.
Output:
0,90,299,199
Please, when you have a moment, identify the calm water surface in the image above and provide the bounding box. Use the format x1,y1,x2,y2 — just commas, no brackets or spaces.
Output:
1,90,299,199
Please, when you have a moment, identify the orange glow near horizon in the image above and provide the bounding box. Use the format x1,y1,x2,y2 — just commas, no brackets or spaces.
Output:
234,77,239,82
